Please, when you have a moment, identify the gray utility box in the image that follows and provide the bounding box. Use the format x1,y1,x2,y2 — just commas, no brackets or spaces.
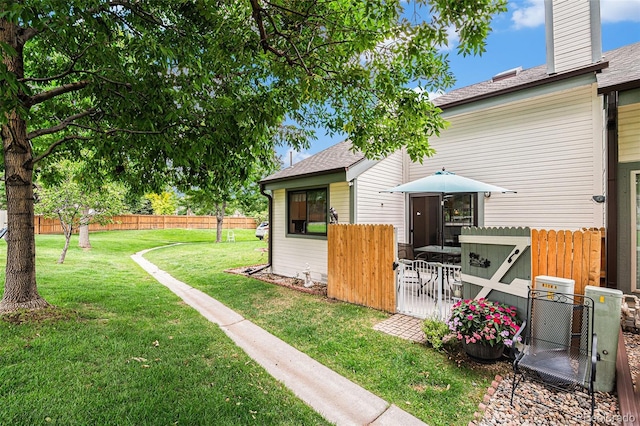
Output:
584,285,623,393
532,276,576,351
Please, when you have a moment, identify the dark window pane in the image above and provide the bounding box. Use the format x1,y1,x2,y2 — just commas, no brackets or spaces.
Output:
289,191,307,233
306,189,327,234
287,188,327,235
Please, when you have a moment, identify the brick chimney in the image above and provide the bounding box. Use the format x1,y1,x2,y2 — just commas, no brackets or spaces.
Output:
544,0,603,74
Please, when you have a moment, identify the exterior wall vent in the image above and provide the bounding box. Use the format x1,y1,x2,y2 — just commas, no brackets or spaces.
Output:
492,66,522,82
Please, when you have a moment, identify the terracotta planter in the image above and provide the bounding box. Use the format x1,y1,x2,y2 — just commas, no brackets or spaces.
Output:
462,340,505,362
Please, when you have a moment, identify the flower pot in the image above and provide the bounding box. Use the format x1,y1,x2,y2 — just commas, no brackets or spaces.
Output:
462,340,505,362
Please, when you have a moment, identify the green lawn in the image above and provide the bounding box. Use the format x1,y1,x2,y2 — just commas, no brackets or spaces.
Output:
144,230,501,425
0,230,327,426
0,229,500,425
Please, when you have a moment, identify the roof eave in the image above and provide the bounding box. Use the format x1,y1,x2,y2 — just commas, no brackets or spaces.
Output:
598,78,640,94
260,166,350,186
437,61,609,110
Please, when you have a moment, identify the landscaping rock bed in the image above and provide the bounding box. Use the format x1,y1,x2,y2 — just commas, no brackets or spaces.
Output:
226,264,328,296
476,330,640,425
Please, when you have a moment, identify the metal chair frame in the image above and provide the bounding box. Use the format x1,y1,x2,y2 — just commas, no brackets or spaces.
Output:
511,289,598,425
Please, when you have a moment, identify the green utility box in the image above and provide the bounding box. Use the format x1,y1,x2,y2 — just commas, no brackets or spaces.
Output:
584,285,623,393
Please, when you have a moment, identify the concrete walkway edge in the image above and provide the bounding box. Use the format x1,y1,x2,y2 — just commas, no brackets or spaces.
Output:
131,247,427,426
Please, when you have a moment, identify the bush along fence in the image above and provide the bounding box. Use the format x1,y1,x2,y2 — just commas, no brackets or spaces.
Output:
33,215,257,235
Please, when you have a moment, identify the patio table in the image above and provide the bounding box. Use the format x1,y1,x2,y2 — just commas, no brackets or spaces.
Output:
414,245,461,264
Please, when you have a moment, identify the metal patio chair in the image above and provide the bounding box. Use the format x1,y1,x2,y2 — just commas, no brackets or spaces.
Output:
511,289,597,425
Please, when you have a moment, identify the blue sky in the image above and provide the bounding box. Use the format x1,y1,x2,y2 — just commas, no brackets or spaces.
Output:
279,0,640,166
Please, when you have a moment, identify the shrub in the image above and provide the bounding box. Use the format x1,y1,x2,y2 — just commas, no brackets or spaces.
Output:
447,298,522,347
422,317,451,350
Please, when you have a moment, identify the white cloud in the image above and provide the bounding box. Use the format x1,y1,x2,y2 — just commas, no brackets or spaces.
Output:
511,0,545,29
510,0,640,29
285,148,311,166
413,86,444,100
437,25,460,52
601,0,640,23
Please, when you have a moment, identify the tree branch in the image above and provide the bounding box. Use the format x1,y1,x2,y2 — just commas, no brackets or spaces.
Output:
25,80,91,108
249,0,293,62
18,27,41,44
32,135,91,164
27,108,98,140
249,0,321,76
19,45,92,83
68,122,173,136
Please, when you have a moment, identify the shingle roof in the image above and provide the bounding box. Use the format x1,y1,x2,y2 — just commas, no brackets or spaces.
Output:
261,139,365,183
433,41,640,109
597,41,640,91
263,42,640,184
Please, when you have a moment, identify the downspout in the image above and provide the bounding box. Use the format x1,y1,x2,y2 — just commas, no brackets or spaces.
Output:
605,91,618,289
249,183,272,275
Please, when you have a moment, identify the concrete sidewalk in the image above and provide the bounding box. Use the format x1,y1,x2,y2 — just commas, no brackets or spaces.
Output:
131,248,427,426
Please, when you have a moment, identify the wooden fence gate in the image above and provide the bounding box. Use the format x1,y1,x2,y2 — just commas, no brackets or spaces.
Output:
460,227,602,318
327,224,396,312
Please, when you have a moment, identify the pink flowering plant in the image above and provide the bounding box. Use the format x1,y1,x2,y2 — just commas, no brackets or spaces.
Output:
447,298,522,347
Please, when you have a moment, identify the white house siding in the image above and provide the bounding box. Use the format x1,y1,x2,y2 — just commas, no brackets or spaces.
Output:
329,182,350,226
619,103,640,163
355,150,407,242
552,0,594,73
270,182,350,283
410,83,604,230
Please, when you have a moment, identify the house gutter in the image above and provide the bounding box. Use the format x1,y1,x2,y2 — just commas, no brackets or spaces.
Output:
249,183,272,274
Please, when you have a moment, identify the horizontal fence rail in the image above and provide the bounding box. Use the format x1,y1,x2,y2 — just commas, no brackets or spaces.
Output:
33,215,257,235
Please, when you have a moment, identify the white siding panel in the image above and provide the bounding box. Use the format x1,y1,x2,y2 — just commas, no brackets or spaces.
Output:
270,189,328,282
619,103,640,163
329,182,350,224
553,1,593,72
410,84,604,229
356,151,407,242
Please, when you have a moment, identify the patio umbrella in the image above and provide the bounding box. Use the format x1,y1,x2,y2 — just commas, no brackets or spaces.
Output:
383,169,515,248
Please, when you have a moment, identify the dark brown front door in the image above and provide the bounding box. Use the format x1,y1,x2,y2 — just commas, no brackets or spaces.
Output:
411,196,439,248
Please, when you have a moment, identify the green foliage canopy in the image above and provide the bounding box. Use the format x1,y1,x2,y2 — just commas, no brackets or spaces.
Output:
2,0,507,187
0,0,507,311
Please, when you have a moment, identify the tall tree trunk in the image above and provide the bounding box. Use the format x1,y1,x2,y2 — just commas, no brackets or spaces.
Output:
78,209,91,249
215,201,226,243
0,19,49,312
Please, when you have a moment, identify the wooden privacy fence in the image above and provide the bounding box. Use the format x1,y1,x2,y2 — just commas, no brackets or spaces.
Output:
327,224,396,312
34,215,257,235
531,228,602,295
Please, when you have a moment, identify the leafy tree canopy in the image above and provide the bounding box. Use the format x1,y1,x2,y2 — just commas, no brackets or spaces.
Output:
145,191,179,215
0,0,506,312
2,0,506,186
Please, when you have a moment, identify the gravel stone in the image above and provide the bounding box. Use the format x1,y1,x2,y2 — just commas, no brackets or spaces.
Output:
477,331,639,425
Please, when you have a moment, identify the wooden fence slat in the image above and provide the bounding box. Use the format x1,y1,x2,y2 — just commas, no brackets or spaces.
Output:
548,230,557,277
562,231,573,279
531,229,539,280
539,230,548,280
572,231,584,294
556,231,565,277
588,231,601,287
327,224,395,313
